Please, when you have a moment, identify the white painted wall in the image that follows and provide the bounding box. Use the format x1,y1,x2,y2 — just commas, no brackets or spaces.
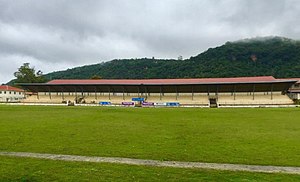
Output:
0,90,24,102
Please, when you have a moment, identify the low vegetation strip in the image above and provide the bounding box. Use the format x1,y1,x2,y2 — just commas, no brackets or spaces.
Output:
1,152,299,175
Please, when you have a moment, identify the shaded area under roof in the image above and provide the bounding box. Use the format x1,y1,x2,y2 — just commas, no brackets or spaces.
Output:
18,76,297,93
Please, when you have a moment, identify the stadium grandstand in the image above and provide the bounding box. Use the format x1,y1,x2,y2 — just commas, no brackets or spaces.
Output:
17,76,298,107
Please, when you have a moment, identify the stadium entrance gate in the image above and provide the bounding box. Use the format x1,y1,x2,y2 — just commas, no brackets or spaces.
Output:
209,98,218,108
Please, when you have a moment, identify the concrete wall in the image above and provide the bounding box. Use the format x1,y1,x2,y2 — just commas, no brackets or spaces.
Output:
0,90,24,102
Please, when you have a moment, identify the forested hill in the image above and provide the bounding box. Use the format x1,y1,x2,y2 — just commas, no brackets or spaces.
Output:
45,36,300,80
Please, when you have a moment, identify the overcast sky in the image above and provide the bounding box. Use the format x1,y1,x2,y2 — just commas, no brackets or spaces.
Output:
1,0,300,83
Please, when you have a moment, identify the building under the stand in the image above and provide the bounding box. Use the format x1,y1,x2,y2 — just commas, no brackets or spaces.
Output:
286,78,300,100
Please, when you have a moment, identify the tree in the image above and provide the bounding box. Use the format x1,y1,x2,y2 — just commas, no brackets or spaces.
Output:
90,75,102,79
14,63,48,83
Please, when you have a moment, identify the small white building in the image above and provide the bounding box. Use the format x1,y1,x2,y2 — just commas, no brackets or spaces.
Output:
287,78,300,100
0,85,25,102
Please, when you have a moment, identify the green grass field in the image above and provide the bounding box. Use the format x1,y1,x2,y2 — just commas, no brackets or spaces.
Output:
0,105,299,181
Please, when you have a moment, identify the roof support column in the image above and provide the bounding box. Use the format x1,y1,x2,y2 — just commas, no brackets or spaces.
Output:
37,91,39,100
122,86,125,100
80,86,83,96
48,86,51,100
61,87,64,100
108,86,111,100
216,85,219,99
252,84,256,100
175,86,178,100
144,86,147,99
147,87,150,96
160,86,162,101
192,85,194,101
95,87,97,100
233,85,236,100
137,86,140,97
207,85,210,96
271,84,273,100
124,87,128,97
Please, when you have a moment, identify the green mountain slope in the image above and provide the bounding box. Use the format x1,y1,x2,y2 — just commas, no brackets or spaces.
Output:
44,36,300,80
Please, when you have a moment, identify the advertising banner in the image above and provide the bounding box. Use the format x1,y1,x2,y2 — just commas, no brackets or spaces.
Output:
166,102,180,106
142,102,154,106
154,102,167,106
122,102,135,106
99,101,111,105
132,98,145,101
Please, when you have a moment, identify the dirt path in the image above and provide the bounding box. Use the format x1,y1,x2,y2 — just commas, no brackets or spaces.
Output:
0,151,299,175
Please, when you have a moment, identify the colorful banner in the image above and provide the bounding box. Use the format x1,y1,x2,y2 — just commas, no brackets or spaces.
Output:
122,102,135,106
166,102,180,106
142,102,154,106
132,98,145,101
154,102,167,106
99,102,111,105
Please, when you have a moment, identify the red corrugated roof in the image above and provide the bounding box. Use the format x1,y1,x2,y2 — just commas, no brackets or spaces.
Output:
0,85,24,92
47,76,281,85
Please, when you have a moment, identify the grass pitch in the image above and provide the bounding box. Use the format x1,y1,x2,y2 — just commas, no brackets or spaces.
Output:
0,105,299,181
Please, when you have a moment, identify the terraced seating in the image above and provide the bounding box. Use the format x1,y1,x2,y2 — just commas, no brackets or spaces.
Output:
23,94,65,103
218,93,294,106
144,94,209,106
21,91,294,107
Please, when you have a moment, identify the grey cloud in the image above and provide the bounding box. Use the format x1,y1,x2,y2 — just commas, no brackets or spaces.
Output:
1,0,300,83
